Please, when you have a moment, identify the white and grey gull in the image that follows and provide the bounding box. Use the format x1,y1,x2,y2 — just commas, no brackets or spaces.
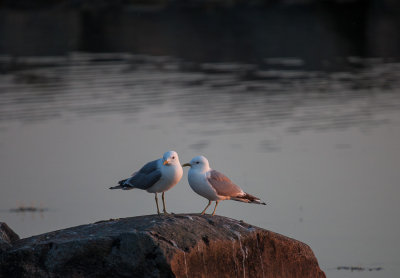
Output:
182,155,266,216
110,151,183,215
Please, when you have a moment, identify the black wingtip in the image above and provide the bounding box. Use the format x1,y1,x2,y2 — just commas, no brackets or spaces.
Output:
118,179,127,185
253,200,266,205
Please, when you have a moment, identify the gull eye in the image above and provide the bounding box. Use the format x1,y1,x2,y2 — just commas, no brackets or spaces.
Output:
172,156,175,159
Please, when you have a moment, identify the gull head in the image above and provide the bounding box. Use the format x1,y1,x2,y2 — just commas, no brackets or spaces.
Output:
182,155,210,171
162,151,180,166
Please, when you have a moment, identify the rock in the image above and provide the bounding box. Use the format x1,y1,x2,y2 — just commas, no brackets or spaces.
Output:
0,215,325,278
0,222,20,251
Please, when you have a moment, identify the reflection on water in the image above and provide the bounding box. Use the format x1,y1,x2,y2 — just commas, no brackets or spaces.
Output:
1,53,400,131
0,54,400,278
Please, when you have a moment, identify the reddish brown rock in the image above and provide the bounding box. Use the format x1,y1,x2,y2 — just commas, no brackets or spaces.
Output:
0,215,325,278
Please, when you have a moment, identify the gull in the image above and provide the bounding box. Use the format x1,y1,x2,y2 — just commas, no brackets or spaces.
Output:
110,151,183,215
182,155,266,216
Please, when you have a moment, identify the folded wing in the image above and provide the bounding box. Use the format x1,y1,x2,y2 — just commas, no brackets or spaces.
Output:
112,159,162,190
207,170,244,197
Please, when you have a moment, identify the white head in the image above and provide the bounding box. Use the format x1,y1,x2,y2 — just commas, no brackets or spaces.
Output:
162,151,180,166
182,155,210,171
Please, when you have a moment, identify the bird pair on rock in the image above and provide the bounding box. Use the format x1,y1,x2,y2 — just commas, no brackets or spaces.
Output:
110,151,266,216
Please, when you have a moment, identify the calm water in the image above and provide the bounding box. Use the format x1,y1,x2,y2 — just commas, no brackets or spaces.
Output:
0,53,400,278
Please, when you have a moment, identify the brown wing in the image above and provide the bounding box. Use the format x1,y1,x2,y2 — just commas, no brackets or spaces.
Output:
207,170,244,197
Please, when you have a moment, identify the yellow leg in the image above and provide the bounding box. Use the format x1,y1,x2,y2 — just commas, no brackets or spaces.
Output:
154,193,160,215
211,200,219,216
162,192,169,215
201,200,212,215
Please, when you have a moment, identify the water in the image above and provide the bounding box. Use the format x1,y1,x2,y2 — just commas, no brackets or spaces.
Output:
0,53,399,277
1,3,400,276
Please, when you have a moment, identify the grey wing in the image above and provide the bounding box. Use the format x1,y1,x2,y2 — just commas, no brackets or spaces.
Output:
125,159,162,190
207,170,244,197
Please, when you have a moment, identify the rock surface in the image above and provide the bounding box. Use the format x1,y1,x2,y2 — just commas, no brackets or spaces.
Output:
0,222,20,252
0,215,325,278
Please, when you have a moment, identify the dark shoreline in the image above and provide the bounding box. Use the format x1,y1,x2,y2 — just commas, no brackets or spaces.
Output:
1,0,400,70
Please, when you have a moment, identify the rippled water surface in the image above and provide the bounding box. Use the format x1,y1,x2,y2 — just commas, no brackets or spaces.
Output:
1,53,400,277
